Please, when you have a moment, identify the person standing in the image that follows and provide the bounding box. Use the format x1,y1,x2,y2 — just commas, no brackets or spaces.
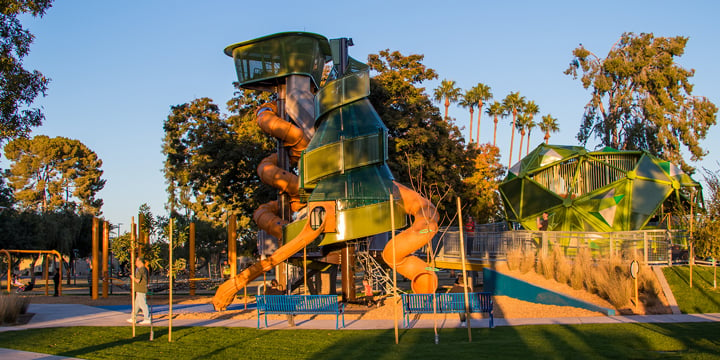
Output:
127,257,151,325
52,265,60,297
537,212,549,231
448,275,468,327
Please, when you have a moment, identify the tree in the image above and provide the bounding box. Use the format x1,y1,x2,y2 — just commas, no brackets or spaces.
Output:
4,135,105,215
458,88,478,144
0,1,53,143
433,79,461,120
523,100,540,156
540,114,559,144
486,101,505,147
465,143,505,223
368,49,478,218
502,92,526,168
525,119,536,156
565,32,717,172
695,167,720,288
162,94,275,226
472,83,493,145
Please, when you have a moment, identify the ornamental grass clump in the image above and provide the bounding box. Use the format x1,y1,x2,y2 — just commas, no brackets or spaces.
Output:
507,248,522,271
0,293,30,324
520,250,535,274
552,246,572,285
594,256,632,309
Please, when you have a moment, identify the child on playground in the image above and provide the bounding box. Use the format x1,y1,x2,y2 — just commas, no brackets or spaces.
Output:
127,257,151,325
362,278,375,307
448,275,468,327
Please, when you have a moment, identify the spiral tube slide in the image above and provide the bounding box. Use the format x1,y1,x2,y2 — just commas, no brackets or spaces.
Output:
212,102,315,310
381,182,439,294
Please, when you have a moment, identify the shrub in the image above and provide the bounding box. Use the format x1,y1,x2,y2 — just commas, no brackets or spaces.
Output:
595,257,632,309
552,247,572,284
520,250,535,274
540,252,554,280
0,294,30,324
507,248,522,271
638,265,661,307
570,247,592,290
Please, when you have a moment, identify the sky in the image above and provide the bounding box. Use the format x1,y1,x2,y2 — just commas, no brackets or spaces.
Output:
10,0,720,230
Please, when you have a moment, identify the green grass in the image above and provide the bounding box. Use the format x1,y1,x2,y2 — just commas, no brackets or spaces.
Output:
0,324,719,359
663,265,720,314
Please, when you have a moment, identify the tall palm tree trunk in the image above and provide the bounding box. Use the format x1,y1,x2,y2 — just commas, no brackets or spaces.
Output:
444,97,450,120
476,101,483,146
545,131,550,144
518,131,525,162
509,111,517,168
468,108,474,144
493,116,498,147
526,129,532,156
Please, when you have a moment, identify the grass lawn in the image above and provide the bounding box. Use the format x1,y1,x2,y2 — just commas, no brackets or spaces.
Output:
0,324,719,359
663,265,720,314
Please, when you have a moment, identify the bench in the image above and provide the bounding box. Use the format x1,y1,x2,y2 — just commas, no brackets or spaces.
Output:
401,292,493,328
256,295,345,329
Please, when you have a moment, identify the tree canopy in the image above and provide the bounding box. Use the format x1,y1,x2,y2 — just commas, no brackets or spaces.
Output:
0,0,53,143
367,49,482,220
3,135,105,215
565,32,717,172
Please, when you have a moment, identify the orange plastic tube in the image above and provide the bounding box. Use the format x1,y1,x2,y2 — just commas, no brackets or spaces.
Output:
212,213,326,311
256,103,309,164
382,182,439,294
257,153,299,197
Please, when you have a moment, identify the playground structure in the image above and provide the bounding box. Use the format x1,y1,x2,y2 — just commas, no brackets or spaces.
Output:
1,249,63,295
500,144,702,232
212,32,438,311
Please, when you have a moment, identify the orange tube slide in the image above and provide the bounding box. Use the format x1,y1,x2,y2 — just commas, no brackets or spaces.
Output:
213,217,326,311
382,182,439,294
256,103,309,164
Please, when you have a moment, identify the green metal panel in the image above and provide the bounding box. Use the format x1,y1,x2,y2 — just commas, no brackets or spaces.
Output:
302,131,385,186
318,200,407,245
315,59,371,119
224,32,331,90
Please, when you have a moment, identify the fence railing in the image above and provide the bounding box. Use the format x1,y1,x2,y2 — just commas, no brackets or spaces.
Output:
430,227,689,265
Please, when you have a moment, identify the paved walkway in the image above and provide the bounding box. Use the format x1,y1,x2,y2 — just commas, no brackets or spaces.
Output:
1,304,719,359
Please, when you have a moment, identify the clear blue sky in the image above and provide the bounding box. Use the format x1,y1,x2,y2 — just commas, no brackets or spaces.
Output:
12,0,720,229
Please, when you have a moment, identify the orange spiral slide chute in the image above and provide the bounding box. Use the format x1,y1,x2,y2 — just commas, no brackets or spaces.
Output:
381,182,439,294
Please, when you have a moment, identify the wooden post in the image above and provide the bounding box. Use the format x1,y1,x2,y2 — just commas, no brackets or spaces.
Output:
228,214,237,278
43,254,49,296
92,217,99,300
303,244,308,295
168,219,173,343
102,221,109,298
138,212,145,259
457,197,472,342
130,217,136,337
189,222,196,296
390,194,399,344
5,253,10,293
690,190,695,288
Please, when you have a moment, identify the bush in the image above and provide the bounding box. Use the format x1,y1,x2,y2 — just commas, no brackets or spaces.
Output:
540,252,554,280
520,250,535,274
552,247,572,284
595,257,632,309
638,265,661,307
507,248,522,271
0,294,30,324
570,248,591,290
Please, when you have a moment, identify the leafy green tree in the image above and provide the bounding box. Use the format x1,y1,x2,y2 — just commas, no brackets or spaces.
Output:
0,1,53,142
486,101,505,147
565,32,718,172
471,83,493,144
502,92,526,168
368,50,478,218
540,114,559,144
458,88,478,144
3,135,105,215
695,167,720,287
433,79,461,120
465,143,505,223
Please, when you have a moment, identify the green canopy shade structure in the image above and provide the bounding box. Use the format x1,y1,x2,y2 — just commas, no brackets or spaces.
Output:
499,144,702,232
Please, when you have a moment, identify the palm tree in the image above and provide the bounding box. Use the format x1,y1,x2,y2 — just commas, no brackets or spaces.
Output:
433,79,461,120
502,92,526,168
525,120,536,156
472,83,493,144
522,100,540,156
459,88,479,144
486,101,505,147
516,113,533,162
539,114,560,144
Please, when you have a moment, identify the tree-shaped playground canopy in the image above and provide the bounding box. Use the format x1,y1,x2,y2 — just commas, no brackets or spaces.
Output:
499,144,702,232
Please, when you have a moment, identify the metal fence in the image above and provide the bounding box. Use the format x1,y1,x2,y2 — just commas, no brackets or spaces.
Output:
431,227,689,265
